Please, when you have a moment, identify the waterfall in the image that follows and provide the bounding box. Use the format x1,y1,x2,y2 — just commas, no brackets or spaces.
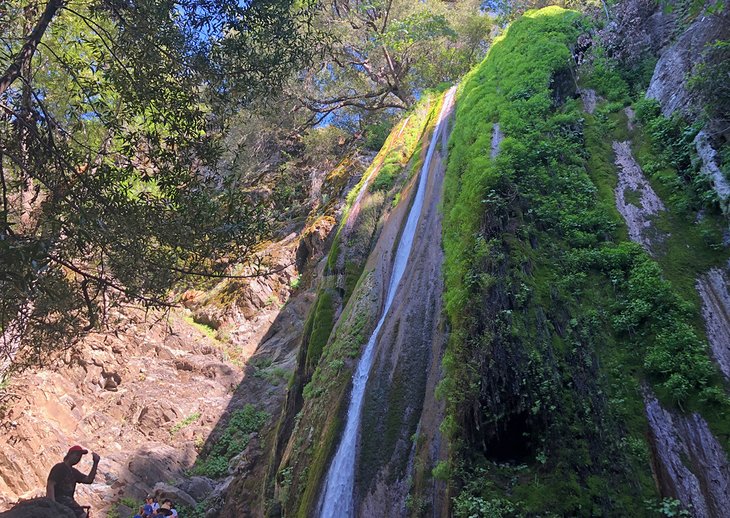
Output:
319,88,455,518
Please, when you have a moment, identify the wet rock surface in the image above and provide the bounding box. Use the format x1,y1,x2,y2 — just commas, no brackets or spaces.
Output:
644,392,730,518
355,91,455,518
696,266,730,380
490,122,504,159
694,130,730,214
646,10,730,119
612,140,667,255
579,88,598,115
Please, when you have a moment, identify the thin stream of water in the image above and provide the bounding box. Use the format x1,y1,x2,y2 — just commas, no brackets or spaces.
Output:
319,88,455,518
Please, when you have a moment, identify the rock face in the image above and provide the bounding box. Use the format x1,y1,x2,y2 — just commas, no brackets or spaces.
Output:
696,266,730,380
644,7,730,214
0,310,242,514
612,140,667,255
646,10,730,119
490,122,504,159
694,130,730,214
0,229,315,516
644,392,730,518
579,88,598,115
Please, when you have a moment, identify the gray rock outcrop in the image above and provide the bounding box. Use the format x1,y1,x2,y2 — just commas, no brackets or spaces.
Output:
694,130,730,213
696,266,730,379
153,482,197,507
644,392,730,517
646,11,730,119
179,477,214,501
612,140,667,254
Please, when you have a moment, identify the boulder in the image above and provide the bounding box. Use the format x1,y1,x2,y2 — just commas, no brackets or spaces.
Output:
101,371,122,391
136,405,179,437
0,498,77,518
173,359,194,372
646,10,730,118
127,444,190,488
180,476,214,501
153,482,197,507
115,503,133,518
192,309,222,330
154,345,175,360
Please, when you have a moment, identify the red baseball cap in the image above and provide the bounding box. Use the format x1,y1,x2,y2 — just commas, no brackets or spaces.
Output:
67,445,88,455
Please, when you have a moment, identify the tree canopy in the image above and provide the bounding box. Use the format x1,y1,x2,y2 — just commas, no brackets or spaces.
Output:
0,0,317,374
293,0,492,125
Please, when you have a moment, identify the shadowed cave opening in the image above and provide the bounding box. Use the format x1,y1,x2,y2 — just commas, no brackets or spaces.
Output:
483,410,536,464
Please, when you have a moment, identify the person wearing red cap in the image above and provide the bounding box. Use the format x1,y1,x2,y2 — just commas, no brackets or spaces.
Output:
46,445,100,517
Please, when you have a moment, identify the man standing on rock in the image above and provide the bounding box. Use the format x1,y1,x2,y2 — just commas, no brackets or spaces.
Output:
46,445,100,517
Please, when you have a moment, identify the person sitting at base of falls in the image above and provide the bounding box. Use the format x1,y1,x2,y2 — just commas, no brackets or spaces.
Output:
46,445,100,518
156,501,174,516
159,499,178,517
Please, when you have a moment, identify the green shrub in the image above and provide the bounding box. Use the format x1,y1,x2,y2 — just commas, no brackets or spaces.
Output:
363,119,394,151
370,162,401,192
191,404,269,478
453,495,517,518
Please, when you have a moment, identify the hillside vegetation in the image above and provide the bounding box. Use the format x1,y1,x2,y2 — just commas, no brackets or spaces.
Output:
440,6,729,516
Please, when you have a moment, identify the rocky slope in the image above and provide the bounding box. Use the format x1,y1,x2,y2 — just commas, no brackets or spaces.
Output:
0,237,304,515
0,146,366,516
0,306,244,513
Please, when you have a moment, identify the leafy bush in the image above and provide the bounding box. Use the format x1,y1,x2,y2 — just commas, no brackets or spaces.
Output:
576,246,715,403
633,98,713,213
363,119,394,151
644,497,692,517
688,39,730,126
191,404,269,478
585,54,631,104
370,162,401,192
453,495,517,518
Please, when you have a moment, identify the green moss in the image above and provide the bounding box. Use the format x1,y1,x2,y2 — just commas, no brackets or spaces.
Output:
304,289,336,373
296,411,343,518
441,7,664,515
440,3,730,512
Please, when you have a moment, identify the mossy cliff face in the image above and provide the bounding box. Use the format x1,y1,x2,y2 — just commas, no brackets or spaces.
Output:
249,5,730,517
264,95,446,517
441,6,730,517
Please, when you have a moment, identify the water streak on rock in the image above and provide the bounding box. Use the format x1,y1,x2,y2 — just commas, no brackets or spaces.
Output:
490,122,503,159
318,88,456,518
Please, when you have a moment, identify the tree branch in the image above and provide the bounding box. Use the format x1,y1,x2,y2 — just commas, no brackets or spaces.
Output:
0,0,64,97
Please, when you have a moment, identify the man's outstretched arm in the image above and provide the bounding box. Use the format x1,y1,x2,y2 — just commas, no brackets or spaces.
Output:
81,452,100,484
